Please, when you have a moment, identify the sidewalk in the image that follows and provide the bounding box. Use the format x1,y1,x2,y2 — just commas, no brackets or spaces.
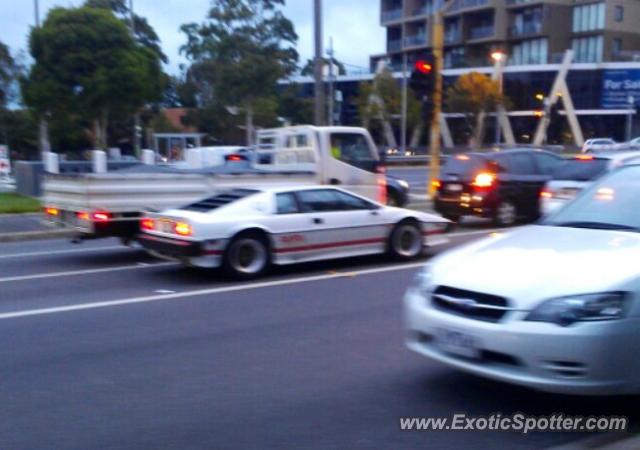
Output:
0,213,73,242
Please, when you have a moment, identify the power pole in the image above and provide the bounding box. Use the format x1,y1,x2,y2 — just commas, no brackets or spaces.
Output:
129,0,142,156
35,0,51,160
401,53,408,154
327,37,335,126
428,11,444,197
313,0,325,126
34,0,40,27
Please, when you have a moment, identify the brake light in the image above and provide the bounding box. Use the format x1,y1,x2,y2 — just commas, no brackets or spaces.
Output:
377,166,387,205
472,173,495,188
226,154,245,162
540,190,552,199
45,207,59,216
92,211,112,222
174,222,192,236
141,218,155,231
456,155,470,161
576,155,594,161
76,212,90,220
431,180,441,189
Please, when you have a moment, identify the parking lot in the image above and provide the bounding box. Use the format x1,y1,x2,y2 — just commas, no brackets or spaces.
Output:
0,226,637,450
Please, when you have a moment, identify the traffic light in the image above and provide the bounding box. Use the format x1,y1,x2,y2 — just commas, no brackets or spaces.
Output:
409,54,435,99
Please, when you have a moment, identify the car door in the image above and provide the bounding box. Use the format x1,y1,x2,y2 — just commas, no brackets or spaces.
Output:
294,189,388,261
496,152,540,215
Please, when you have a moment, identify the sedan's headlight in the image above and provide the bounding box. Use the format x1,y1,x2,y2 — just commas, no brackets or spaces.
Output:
398,180,410,190
526,292,629,327
411,265,433,298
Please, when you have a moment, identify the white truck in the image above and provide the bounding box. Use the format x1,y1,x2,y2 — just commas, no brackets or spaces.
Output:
43,126,388,241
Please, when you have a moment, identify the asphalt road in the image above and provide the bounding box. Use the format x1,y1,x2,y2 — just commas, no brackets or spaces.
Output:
0,230,637,450
388,167,430,195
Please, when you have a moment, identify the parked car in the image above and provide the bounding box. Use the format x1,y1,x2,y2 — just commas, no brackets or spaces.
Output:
433,148,565,226
541,152,640,216
406,163,640,395
582,138,616,153
138,186,449,279
614,137,640,151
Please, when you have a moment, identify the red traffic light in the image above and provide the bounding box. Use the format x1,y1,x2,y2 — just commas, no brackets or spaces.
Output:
415,60,433,74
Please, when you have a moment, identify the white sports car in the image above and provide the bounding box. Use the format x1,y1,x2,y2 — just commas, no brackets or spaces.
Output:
405,163,640,395
138,186,449,279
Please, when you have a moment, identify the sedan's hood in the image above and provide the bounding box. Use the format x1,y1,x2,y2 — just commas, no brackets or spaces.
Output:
432,225,640,309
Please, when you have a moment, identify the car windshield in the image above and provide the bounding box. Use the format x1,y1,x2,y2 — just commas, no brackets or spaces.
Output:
551,158,609,181
543,165,640,231
441,154,488,179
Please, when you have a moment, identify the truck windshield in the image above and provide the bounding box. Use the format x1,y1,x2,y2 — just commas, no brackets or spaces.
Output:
330,133,379,173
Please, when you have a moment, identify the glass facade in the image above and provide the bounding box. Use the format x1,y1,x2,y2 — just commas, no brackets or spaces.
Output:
572,35,604,63
572,3,606,33
511,38,549,65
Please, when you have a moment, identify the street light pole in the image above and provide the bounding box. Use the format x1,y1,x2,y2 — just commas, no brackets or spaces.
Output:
401,53,408,155
327,37,335,126
313,0,325,126
627,96,635,142
129,0,142,156
34,0,40,27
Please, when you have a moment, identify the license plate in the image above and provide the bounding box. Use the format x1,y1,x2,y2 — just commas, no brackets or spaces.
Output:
159,219,174,233
446,183,463,192
436,328,480,359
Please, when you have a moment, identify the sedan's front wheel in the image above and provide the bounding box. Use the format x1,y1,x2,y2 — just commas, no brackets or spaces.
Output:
223,233,270,280
389,222,423,260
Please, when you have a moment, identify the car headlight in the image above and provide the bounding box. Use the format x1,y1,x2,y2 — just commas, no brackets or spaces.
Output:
526,292,629,327
411,265,434,298
398,180,410,190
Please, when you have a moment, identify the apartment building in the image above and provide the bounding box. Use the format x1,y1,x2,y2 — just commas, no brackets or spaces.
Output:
372,0,640,70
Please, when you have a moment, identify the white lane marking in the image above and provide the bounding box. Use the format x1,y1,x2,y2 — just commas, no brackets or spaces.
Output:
0,262,178,283
0,262,427,320
0,246,124,260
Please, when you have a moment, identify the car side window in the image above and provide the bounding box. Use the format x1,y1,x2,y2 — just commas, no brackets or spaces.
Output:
276,193,300,215
334,191,374,210
503,153,536,175
296,190,342,213
534,153,563,175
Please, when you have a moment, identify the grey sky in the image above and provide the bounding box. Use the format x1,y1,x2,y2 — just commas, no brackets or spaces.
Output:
2,0,385,74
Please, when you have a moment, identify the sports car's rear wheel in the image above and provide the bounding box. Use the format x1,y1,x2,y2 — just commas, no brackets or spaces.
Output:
223,234,270,280
389,222,422,260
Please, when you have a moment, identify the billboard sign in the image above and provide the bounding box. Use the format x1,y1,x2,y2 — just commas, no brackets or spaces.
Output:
602,69,640,109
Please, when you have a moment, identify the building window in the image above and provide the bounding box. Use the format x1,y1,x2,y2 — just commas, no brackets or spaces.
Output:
572,3,605,32
614,5,624,22
510,38,548,65
571,35,603,62
613,38,622,55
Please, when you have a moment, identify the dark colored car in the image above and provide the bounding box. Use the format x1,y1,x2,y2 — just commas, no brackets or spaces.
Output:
386,175,410,207
433,148,565,226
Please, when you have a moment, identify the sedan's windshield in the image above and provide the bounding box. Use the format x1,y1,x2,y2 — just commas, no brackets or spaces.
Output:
544,165,640,231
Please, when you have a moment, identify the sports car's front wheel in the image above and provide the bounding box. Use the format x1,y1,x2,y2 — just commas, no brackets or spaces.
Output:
388,222,423,261
223,234,270,280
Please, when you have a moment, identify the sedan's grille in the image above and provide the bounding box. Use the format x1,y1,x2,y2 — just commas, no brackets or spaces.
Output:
431,286,510,323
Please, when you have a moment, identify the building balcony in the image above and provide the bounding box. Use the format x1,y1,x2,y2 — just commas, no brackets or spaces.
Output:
449,0,489,13
508,22,542,37
444,31,462,44
404,34,428,47
381,9,404,23
387,39,403,52
506,0,542,7
468,26,495,40
411,5,430,16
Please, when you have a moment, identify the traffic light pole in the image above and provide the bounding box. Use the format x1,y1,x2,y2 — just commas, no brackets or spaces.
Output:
428,11,445,197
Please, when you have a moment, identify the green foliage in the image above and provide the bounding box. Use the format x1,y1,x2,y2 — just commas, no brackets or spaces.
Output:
22,6,164,149
0,109,38,159
180,0,299,142
0,41,18,108
277,84,313,125
0,193,42,214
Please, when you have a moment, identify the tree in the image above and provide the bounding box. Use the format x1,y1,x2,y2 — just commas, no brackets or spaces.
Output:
22,6,164,150
445,72,505,147
180,0,298,145
300,57,346,76
355,69,423,148
0,41,20,146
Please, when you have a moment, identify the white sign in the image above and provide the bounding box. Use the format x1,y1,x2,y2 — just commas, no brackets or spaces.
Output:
0,145,9,175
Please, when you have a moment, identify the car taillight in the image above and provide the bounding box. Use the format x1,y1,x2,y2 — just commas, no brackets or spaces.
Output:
472,173,495,188
76,212,90,221
431,180,441,190
45,207,59,216
377,166,387,205
174,222,192,236
141,218,155,231
540,190,552,199
92,211,112,222
576,155,594,161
